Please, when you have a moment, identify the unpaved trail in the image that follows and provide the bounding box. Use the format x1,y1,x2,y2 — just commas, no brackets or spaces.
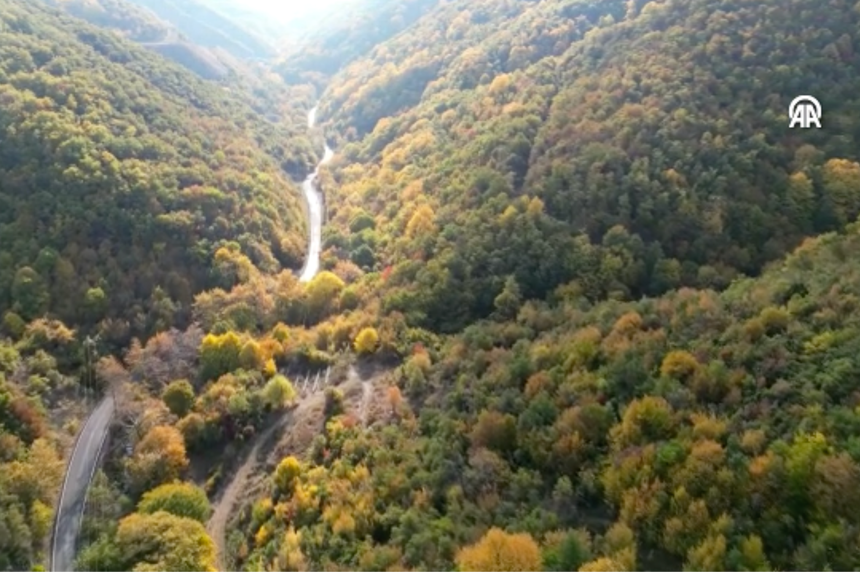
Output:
208,365,376,569
360,379,373,428
346,364,373,428
207,412,290,570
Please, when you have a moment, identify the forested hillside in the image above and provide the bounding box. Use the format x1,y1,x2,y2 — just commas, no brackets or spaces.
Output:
197,0,860,568
276,0,442,87
0,0,311,346
6,0,860,571
0,2,320,569
44,0,241,79
315,0,860,333
123,0,277,60
44,0,172,43
231,218,860,572
0,323,80,569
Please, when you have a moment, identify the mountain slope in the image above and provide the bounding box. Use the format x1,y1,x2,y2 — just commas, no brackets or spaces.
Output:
313,0,860,334
45,0,171,43
276,0,442,86
230,206,860,572
10,0,860,570
0,0,308,344
124,0,277,60
0,331,80,570
44,0,248,79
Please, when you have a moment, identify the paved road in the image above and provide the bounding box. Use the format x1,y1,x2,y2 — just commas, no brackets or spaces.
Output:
51,396,115,572
299,105,335,283
139,28,181,48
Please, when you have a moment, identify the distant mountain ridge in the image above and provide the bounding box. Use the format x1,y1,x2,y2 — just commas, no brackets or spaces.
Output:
45,0,171,42
188,0,311,48
43,0,283,78
277,0,443,86
125,0,278,60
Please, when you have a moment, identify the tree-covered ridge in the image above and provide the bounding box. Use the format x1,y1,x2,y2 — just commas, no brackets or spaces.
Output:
44,0,173,43
276,0,442,87
44,0,243,80
231,218,860,571
314,0,860,334
43,0,323,160
0,0,310,345
123,0,277,60
8,0,860,570
321,0,616,138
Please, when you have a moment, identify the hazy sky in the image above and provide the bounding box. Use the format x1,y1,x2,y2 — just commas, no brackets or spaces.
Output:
238,0,357,22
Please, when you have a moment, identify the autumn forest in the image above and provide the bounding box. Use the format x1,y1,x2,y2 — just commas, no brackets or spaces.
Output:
3,0,860,571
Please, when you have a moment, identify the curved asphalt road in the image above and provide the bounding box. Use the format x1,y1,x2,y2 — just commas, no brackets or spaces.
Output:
299,104,335,283
51,396,115,572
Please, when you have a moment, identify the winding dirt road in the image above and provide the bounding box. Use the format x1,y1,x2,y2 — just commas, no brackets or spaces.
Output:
206,412,291,571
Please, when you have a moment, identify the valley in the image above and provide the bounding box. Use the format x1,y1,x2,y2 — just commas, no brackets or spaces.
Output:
3,0,860,571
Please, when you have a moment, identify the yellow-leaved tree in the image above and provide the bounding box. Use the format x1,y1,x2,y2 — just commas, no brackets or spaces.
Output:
262,375,297,409
305,271,346,322
199,331,243,381
354,327,380,355
138,481,212,523
277,526,308,571
405,204,436,239
274,456,302,494
455,527,542,571
115,511,217,572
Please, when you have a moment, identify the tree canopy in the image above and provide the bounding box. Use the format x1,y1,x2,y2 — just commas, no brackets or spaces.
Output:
9,0,860,570
0,0,312,346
